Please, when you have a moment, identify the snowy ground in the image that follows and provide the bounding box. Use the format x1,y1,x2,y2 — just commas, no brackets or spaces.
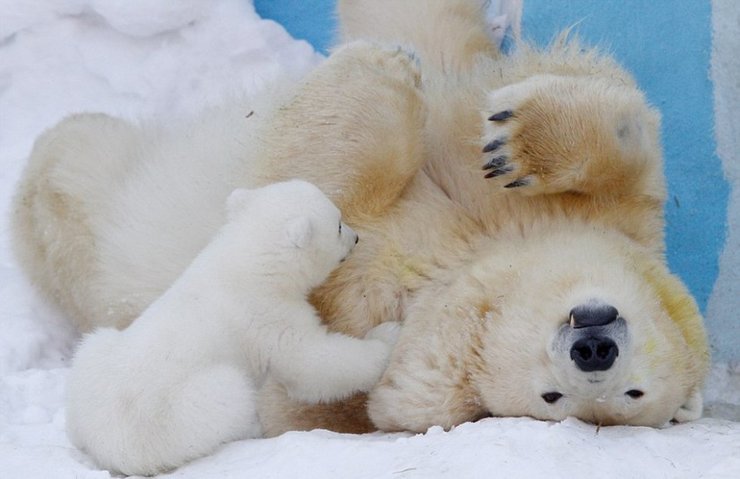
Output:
0,1,738,478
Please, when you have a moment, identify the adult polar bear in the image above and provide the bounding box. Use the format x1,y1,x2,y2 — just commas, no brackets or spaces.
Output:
13,0,708,435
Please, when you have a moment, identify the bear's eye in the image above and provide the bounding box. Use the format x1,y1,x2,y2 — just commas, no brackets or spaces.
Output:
625,389,644,399
541,392,563,404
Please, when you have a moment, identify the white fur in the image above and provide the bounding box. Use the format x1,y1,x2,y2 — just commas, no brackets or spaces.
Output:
66,180,399,476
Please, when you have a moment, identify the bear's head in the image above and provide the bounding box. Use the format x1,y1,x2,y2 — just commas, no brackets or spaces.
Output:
455,224,709,427
225,180,358,290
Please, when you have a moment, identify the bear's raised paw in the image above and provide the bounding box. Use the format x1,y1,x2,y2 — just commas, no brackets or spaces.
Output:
480,74,657,196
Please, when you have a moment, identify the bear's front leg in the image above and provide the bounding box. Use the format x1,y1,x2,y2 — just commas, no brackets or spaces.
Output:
367,344,489,433
256,42,426,222
366,303,489,432
479,74,665,198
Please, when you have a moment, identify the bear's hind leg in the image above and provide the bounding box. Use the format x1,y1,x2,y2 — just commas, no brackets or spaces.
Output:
337,0,499,73
11,113,143,331
256,42,426,223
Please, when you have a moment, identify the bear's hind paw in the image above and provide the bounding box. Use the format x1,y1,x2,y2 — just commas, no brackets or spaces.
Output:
331,41,421,90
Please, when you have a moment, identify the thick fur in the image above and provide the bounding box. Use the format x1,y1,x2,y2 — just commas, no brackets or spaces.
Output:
13,0,708,438
65,180,399,475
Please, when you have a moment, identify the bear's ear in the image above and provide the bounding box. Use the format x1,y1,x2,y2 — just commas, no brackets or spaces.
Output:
226,188,254,220
672,388,703,423
287,217,313,249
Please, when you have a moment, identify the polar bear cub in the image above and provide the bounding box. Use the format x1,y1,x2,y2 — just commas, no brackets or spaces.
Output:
66,179,400,476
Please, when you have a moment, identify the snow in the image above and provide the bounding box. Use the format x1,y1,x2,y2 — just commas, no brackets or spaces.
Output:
0,1,738,478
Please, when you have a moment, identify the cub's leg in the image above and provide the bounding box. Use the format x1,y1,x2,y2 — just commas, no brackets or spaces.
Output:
480,74,665,199
255,42,425,223
269,322,401,404
67,329,260,476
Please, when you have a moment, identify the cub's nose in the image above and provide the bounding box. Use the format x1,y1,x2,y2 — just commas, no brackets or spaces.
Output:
569,303,619,328
354,233,359,244
570,336,619,372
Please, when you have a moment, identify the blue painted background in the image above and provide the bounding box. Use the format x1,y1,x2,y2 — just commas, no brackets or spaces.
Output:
254,0,729,315
522,0,728,317
254,0,336,54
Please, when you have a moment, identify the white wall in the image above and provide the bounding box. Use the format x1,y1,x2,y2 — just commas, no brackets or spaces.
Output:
707,0,740,361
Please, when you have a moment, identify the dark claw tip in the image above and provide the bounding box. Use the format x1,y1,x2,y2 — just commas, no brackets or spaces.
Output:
484,163,514,178
485,167,514,179
482,138,506,153
488,110,514,122
504,178,529,188
482,155,508,171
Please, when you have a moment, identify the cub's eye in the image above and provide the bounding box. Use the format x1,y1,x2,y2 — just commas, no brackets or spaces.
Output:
338,222,342,235
541,392,563,404
625,389,644,399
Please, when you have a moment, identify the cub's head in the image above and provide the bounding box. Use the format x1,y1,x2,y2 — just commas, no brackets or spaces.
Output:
226,180,358,288
468,226,709,427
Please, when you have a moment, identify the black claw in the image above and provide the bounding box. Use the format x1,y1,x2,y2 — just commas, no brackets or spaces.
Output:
504,178,530,188
484,166,514,179
488,110,514,122
482,138,506,153
482,155,508,171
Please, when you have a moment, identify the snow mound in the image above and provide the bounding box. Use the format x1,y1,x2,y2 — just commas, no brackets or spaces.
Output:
87,0,212,37
0,0,215,39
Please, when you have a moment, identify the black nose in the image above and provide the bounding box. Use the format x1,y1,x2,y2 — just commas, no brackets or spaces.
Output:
569,304,619,328
354,234,359,244
570,336,619,372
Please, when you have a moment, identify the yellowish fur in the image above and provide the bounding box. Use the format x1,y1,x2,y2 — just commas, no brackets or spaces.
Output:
639,259,709,372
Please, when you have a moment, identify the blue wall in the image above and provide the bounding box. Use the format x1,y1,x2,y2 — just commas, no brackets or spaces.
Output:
522,0,729,315
254,0,729,314
254,0,335,54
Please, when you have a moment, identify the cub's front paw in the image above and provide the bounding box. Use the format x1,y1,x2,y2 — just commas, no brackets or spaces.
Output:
364,321,402,347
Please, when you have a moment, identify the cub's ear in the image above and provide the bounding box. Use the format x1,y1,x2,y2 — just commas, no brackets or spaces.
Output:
672,388,703,423
226,188,254,220
287,217,313,249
